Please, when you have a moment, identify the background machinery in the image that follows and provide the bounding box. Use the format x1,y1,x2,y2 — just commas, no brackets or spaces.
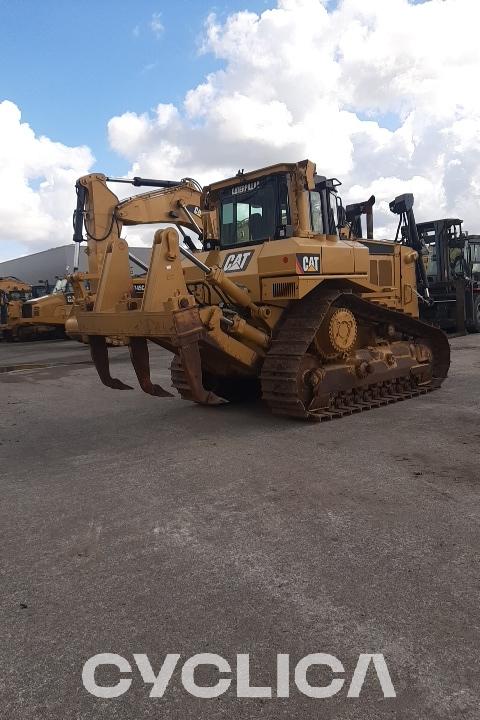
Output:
415,218,480,333
3,277,76,341
1,263,146,344
69,160,450,421
6,272,148,343
0,277,32,338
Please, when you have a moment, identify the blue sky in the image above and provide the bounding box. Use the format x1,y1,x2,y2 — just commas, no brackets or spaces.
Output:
0,0,269,174
0,0,428,177
0,0,475,264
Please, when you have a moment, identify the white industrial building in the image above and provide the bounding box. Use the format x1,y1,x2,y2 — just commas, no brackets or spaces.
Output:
0,244,151,289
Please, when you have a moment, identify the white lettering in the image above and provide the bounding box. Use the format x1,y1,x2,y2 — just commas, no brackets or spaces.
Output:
232,181,259,195
223,252,252,272
347,653,396,698
236,654,272,698
295,653,345,698
276,654,290,698
181,653,231,698
134,653,180,698
82,653,132,698
81,651,396,700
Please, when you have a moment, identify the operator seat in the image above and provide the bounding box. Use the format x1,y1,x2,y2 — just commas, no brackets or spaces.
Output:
249,212,265,241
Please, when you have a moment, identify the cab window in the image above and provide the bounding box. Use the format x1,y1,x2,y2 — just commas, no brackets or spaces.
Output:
219,175,289,248
309,191,323,233
470,243,480,273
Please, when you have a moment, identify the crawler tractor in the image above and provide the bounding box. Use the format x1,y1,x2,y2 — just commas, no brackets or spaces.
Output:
3,269,145,343
0,277,32,339
7,277,76,340
69,160,450,421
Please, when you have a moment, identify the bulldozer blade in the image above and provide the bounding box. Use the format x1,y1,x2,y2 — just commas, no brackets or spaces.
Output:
89,335,133,390
129,337,173,397
179,342,225,405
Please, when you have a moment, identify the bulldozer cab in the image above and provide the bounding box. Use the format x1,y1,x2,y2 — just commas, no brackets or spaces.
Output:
205,163,342,250
3,288,31,302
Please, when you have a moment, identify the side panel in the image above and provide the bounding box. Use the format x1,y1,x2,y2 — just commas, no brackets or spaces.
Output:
182,236,370,304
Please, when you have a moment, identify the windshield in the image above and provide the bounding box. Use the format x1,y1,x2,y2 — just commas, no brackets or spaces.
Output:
52,279,73,294
53,279,67,294
309,192,324,234
309,184,340,236
9,291,30,301
470,242,480,274
219,175,289,248
424,242,437,278
329,191,339,233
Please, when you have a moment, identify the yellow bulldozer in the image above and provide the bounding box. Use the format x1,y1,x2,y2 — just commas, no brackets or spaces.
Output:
0,276,33,338
68,160,450,421
2,268,146,343
5,277,77,340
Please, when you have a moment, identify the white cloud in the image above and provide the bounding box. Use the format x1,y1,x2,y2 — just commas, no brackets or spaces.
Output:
2,0,479,263
107,0,480,236
150,12,164,37
0,100,94,261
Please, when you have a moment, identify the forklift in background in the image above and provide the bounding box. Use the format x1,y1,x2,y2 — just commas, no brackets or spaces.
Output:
415,219,480,333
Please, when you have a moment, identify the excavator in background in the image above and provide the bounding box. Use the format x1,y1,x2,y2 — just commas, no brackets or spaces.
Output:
68,160,450,422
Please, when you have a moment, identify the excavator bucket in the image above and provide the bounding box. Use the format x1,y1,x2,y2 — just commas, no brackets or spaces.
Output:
129,337,173,397
89,335,133,390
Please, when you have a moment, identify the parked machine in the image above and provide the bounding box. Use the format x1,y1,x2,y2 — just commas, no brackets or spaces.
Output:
412,218,480,333
68,160,450,421
0,277,33,337
3,277,76,340
5,272,147,343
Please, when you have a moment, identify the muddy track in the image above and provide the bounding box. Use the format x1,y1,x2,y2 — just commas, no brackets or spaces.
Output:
260,286,450,421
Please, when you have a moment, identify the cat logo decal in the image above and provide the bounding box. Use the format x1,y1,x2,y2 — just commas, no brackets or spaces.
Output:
222,251,254,273
295,254,321,274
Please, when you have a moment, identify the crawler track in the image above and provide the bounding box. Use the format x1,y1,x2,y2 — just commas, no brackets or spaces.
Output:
260,287,450,421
